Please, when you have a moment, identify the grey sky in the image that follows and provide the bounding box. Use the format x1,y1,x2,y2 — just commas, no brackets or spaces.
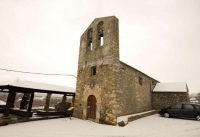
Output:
0,0,199,94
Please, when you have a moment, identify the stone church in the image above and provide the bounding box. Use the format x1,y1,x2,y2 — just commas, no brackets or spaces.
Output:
73,16,189,125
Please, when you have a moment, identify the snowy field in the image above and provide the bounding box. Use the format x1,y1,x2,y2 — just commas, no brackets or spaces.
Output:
0,114,199,137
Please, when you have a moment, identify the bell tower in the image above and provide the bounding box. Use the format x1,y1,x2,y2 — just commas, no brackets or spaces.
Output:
78,16,119,68
74,16,119,125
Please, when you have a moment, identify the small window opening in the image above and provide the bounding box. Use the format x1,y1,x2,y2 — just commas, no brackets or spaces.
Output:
139,77,142,85
87,28,93,51
88,38,92,51
98,21,104,47
100,34,103,46
91,66,96,76
90,41,92,50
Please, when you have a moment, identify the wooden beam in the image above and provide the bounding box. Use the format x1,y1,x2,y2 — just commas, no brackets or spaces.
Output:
3,92,16,117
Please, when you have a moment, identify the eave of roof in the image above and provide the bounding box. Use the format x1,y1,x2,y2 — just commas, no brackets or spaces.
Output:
0,81,75,95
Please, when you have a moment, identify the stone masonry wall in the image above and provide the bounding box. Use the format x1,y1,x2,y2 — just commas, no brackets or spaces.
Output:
115,62,158,117
115,62,136,116
152,92,190,110
134,72,152,112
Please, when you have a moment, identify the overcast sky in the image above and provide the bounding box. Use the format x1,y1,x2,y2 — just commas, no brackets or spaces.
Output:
0,0,199,94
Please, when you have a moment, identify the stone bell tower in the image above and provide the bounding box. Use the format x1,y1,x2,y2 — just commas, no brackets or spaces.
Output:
73,16,120,124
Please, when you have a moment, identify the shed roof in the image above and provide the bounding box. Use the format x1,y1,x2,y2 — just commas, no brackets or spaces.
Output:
0,81,75,95
153,82,188,92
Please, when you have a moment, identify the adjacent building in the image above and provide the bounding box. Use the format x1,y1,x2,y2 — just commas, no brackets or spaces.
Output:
152,82,189,110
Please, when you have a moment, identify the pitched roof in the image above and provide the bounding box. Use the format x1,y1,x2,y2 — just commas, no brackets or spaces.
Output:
0,81,75,94
153,82,188,92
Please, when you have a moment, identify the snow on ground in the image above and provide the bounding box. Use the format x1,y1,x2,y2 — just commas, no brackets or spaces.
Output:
0,114,199,137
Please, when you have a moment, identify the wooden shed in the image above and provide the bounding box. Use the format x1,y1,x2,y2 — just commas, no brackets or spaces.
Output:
0,81,75,118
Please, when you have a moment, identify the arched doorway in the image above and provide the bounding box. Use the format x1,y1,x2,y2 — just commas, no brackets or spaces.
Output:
87,95,96,119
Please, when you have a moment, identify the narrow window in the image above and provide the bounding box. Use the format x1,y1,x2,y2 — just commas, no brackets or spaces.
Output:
97,21,104,46
90,42,92,50
87,28,93,51
100,36,103,46
91,66,96,76
139,77,142,85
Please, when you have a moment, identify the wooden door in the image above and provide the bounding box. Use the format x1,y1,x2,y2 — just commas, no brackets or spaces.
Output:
87,95,96,119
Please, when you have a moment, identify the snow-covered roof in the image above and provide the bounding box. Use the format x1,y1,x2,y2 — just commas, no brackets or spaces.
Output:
0,81,75,94
153,82,187,92
0,100,6,105
0,82,10,86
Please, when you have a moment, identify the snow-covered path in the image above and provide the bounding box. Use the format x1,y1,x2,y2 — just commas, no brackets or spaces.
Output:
0,114,199,137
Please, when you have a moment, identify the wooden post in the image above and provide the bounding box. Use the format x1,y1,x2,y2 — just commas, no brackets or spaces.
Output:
3,92,16,118
72,95,75,107
20,93,31,109
60,94,66,112
44,93,52,111
69,95,75,119
10,92,16,108
27,92,34,112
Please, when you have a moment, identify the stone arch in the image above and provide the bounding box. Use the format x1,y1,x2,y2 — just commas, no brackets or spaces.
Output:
97,21,104,33
83,86,101,123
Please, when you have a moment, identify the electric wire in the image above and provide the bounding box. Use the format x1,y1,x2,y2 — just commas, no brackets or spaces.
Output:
0,68,77,78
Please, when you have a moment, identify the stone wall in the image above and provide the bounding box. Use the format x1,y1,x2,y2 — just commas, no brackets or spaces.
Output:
152,92,190,110
134,71,153,113
115,62,158,117
115,63,136,116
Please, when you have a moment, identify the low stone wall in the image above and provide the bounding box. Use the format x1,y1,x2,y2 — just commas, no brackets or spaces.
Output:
0,117,9,126
127,111,158,122
118,110,158,127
